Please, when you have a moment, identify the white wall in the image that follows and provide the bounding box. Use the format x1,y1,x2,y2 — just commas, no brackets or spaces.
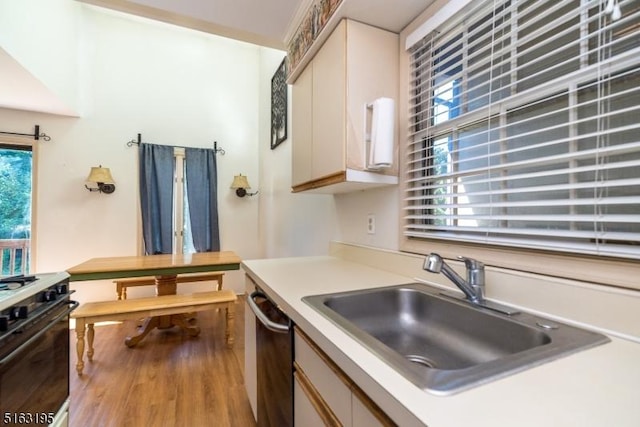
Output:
334,186,400,251
0,0,81,113
256,50,339,258
255,46,398,257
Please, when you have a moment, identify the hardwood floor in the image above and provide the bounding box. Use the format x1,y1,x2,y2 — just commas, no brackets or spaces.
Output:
69,297,256,427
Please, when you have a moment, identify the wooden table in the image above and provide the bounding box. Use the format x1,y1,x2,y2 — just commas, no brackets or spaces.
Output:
67,251,241,346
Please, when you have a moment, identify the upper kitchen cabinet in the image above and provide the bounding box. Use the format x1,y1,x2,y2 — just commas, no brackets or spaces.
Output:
291,19,399,194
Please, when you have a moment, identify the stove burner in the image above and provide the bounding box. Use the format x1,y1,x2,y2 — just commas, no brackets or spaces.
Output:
0,282,22,291
0,275,37,291
0,274,37,284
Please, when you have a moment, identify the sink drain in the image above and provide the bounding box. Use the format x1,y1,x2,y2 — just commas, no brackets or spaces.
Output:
406,354,437,369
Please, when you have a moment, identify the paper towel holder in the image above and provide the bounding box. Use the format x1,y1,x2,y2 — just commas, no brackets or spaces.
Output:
364,97,395,171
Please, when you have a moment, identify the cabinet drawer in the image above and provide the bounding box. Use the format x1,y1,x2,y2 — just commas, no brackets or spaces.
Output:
294,327,352,426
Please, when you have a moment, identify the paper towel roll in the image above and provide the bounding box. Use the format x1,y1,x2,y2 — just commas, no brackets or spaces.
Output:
367,97,395,170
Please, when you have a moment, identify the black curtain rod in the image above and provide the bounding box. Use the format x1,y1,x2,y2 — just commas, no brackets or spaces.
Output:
126,133,143,147
126,133,225,155
0,125,51,141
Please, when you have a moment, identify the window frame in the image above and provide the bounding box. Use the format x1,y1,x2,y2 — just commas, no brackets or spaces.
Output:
398,0,640,291
0,137,38,274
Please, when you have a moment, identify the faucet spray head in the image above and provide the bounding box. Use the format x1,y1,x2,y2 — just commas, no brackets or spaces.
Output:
424,253,443,273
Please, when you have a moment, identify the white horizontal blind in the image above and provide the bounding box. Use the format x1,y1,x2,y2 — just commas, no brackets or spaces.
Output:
405,0,640,258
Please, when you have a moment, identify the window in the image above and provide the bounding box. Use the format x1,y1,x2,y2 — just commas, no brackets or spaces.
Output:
405,0,640,259
0,144,33,274
173,148,195,255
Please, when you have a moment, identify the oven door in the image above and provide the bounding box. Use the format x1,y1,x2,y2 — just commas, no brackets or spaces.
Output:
0,299,78,426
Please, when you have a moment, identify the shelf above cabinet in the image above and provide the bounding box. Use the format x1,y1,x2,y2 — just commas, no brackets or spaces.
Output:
292,168,398,194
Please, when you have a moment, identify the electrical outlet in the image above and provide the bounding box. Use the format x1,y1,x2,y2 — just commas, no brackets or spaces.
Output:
367,214,376,235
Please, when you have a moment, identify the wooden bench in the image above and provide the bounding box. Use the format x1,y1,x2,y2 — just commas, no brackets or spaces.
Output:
113,272,225,299
71,290,237,376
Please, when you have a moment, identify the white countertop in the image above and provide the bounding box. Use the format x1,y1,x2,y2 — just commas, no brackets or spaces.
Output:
242,256,640,427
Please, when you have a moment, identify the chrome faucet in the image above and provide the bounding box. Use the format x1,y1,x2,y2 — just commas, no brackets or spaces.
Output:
423,253,519,315
423,253,485,303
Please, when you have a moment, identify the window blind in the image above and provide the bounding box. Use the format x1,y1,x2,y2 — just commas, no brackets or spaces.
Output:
405,0,640,258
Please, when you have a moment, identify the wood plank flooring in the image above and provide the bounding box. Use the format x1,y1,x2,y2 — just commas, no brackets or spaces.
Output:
69,297,256,427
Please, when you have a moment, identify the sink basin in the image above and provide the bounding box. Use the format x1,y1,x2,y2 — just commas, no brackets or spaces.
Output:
303,283,609,395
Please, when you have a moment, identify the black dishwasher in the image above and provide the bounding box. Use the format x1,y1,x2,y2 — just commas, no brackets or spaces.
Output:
247,289,293,427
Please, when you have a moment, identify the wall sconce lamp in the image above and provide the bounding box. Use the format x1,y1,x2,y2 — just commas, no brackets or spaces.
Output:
230,174,258,197
85,166,116,194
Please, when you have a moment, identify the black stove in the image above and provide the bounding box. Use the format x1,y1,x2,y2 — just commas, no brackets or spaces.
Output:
0,275,70,334
0,272,76,427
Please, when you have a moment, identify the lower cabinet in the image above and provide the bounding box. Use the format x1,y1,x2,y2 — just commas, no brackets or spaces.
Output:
294,326,396,427
294,370,336,426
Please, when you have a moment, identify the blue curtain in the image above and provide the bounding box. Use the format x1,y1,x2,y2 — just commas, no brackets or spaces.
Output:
139,143,174,255
185,147,220,252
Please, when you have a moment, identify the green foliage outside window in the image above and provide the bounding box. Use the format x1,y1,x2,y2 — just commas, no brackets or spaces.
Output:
0,147,32,274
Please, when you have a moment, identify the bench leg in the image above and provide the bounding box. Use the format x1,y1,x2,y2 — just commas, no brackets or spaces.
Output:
75,320,86,376
217,276,223,291
87,324,95,361
225,303,235,348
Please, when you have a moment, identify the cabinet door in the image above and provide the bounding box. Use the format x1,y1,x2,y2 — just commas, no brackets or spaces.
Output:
295,328,352,426
292,63,313,187
352,390,396,427
312,19,346,180
294,371,334,427
344,20,399,172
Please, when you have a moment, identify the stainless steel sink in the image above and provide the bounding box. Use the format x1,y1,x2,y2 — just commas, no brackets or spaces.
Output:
303,283,609,395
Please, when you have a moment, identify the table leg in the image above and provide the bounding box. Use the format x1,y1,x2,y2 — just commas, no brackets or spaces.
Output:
127,274,174,346
170,314,200,337
155,275,177,295
124,274,210,347
155,274,203,335
155,275,178,329
125,316,160,347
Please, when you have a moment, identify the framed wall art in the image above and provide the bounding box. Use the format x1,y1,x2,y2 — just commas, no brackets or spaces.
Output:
271,58,288,150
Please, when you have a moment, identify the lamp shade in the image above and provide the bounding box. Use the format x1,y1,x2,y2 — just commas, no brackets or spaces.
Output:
86,166,115,184
230,174,250,189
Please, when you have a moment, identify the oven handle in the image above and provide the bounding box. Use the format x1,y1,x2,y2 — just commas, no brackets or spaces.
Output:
247,291,290,333
0,300,79,367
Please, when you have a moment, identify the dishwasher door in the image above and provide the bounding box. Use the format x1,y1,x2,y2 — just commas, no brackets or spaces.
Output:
248,290,293,427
